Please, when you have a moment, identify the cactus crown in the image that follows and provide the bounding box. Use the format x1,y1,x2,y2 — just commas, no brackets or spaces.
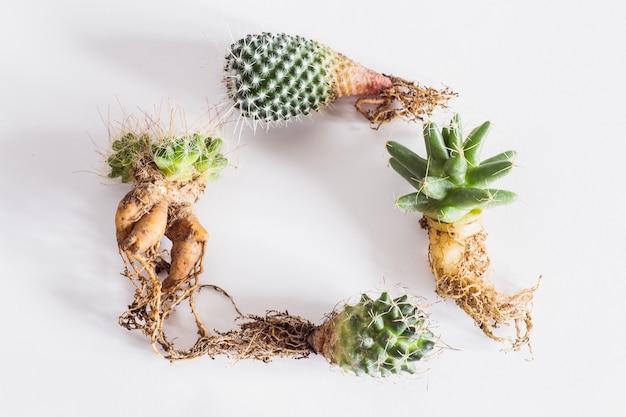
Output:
108,132,227,184
330,292,436,377
153,134,227,182
387,114,518,223
224,32,336,129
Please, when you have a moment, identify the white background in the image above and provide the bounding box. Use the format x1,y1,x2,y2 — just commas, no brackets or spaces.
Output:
2,0,625,416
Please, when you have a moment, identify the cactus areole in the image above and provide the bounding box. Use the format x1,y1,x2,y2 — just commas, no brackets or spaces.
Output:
224,32,456,129
387,115,539,351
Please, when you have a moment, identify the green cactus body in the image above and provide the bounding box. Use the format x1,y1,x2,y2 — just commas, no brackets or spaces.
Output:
309,292,436,377
153,134,227,182
108,131,227,184
387,114,517,223
224,32,392,128
387,115,538,351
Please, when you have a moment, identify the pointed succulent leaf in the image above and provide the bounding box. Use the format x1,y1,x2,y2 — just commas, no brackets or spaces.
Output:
445,113,463,151
389,158,423,190
386,141,429,180
443,188,518,212
395,193,458,221
466,160,514,187
441,126,452,149
443,188,495,209
395,192,430,212
480,149,517,165
387,115,517,223
390,158,457,200
423,122,449,168
462,120,491,166
420,175,454,200
443,152,468,185
482,189,518,209
433,206,474,223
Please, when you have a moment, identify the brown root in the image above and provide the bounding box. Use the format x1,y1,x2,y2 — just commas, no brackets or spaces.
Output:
162,203,209,291
420,215,540,352
306,313,337,361
122,200,169,253
184,310,316,362
114,179,208,291
115,180,317,362
354,75,457,129
115,183,167,245
117,246,316,361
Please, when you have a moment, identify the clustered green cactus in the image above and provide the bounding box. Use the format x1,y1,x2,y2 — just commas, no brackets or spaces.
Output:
107,132,151,183
317,292,436,377
108,132,227,184
387,114,517,223
153,134,227,182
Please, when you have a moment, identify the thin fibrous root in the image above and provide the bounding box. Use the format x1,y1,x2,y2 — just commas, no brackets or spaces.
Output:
420,215,540,352
355,76,457,129
117,244,316,362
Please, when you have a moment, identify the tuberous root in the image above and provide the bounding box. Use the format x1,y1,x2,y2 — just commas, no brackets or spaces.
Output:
114,185,209,294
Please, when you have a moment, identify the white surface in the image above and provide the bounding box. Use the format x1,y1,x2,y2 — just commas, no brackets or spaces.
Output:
2,0,625,416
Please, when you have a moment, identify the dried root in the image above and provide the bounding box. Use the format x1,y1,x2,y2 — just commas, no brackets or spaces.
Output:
114,177,207,289
117,246,315,361
355,75,457,129
114,180,314,361
420,215,540,352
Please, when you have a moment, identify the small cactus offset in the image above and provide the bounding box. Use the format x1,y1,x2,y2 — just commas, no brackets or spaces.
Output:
223,32,455,130
309,292,436,377
387,114,517,223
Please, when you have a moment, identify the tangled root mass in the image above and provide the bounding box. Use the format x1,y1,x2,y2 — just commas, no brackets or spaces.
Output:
421,216,540,352
118,247,316,361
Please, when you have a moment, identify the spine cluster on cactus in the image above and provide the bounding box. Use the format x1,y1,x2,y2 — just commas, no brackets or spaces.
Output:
108,131,227,184
310,292,436,377
387,114,517,223
153,134,227,182
223,32,391,129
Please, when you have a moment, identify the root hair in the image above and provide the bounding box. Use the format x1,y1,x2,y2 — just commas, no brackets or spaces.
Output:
117,246,315,362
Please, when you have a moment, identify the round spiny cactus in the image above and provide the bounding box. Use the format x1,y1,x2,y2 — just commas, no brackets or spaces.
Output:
387,114,517,223
153,134,227,183
224,32,457,130
309,292,436,377
224,32,392,129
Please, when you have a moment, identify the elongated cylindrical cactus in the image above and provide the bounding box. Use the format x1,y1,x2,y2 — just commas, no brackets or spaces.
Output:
223,32,455,130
